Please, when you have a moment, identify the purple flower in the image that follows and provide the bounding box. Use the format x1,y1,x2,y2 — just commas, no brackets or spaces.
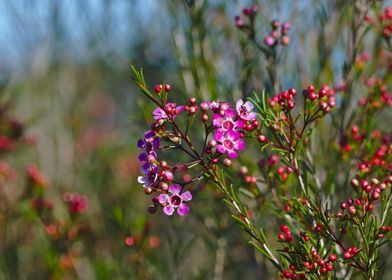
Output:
214,129,245,158
236,99,257,121
137,130,160,164
137,164,158,188
212,109,244,131
152,107,167,120
153,103,184,120
158,184,192,216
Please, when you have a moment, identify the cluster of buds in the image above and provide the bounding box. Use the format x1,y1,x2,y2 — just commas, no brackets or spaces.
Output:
364,6,392,38
338,176,391,218
357,138,391,173
299,231,310,242
343,247,360,260
277,224,293,242
302,85,336,113
359,79,391,108
63,192,88,215
239,166,257,186
234,7,290,50
234,5,259,30
377,225,391,239
264,20,291,47
339,125,364,153
154,83,171,94
276,166,293,182
380,6,392,38
340,125,391,165
279,236,337,278
302,250,335,275
269,88,296,110
124,221,161,249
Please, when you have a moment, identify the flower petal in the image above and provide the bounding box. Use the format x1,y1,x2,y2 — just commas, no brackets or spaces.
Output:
228,150,238,158
181,191,192,201
247,112,257,120
225,109,236,118
244,101,254,111
214,129,224,142
227,130,240,140
236,99,244,113
152,137,160,148
235,139,246,151
158,194,169,204
176,106,185,113
235,119,245,128
169,184,181,195
163,206,175,216
137,176,146,184
138,153,147,162
217,144,226,154
144,130,153,139
152,107,167,120
177,204,190,216
137,139,145,148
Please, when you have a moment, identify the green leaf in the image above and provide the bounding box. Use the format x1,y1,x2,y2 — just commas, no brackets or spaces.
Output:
239,188,256,199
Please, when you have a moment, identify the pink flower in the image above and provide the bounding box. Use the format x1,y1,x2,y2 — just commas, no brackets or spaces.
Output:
153,103,184,120
158,184,192,216
212,109,244,131
236,99,257,121
214,129,245,158
63,192,88,214
208,101,231,112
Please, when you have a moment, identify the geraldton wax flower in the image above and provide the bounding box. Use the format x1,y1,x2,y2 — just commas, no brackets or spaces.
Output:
135,83,256,216
158,184,192,216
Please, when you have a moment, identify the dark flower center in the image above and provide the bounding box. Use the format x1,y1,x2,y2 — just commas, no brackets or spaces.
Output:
240,105,248,116
223,139,234,150
170,195,182,207
222,120,234,130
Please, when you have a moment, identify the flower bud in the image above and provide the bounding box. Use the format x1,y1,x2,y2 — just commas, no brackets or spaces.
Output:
164,84,171,92
145,187,153,195
223,158,232,167
208,139,217,148
201,114,209,122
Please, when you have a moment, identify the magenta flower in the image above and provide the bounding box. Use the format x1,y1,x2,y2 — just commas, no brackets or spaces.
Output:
137,130,160,163
212,109,244,131
158,184,192,216
214,129,245,158
236,99,257,121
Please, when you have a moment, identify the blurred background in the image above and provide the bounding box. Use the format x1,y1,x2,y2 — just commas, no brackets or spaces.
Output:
0,0,391,279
